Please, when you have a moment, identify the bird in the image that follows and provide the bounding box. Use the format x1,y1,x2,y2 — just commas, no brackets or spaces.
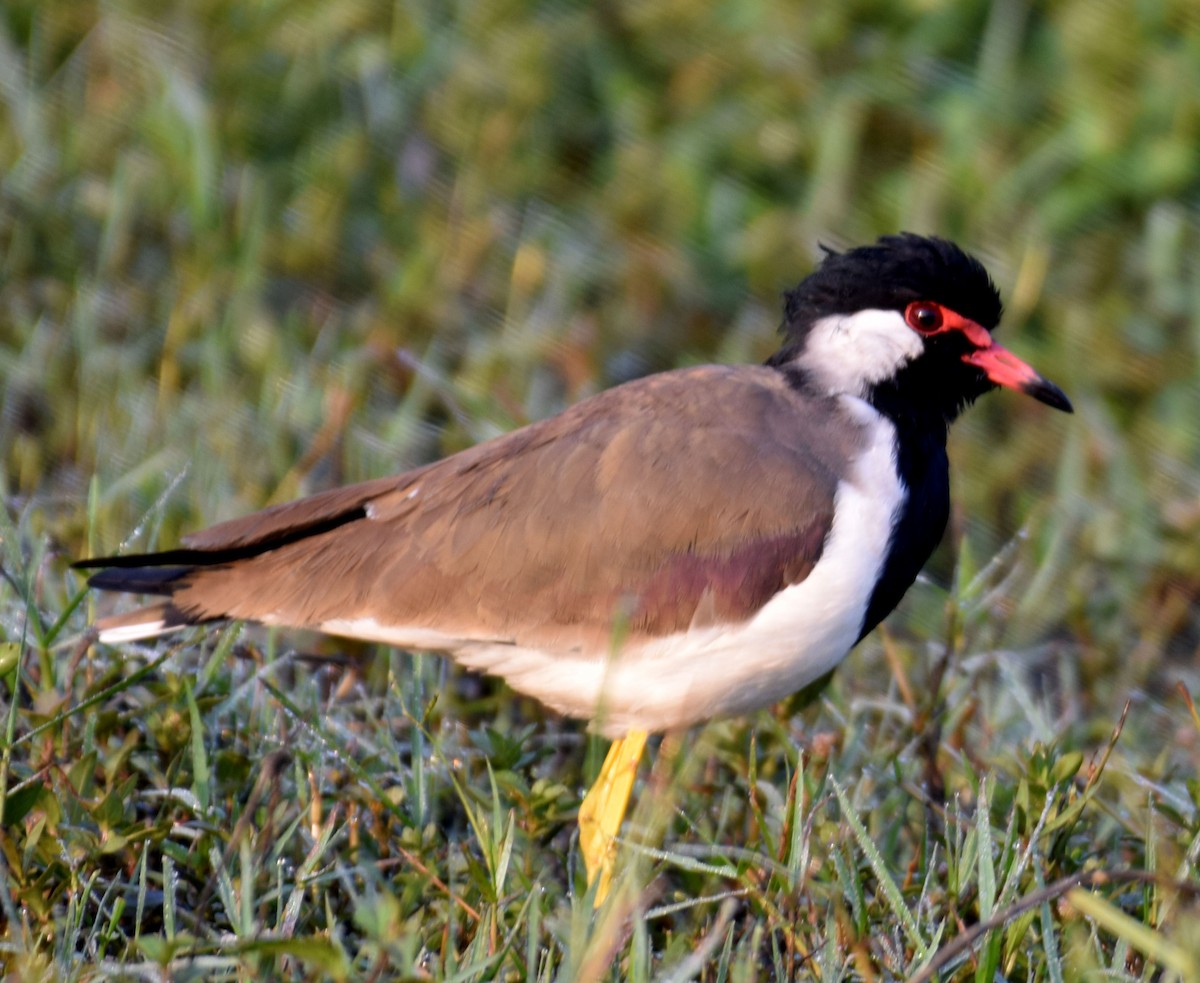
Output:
76,233,1072,903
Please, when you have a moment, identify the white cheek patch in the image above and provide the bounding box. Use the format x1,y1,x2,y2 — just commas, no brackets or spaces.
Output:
796,309,924,398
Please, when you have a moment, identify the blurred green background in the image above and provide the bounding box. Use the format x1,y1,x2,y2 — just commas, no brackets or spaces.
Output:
2,0,1199,977
6,0,1198,708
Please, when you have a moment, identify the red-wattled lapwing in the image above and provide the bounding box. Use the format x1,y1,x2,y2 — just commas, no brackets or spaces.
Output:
77,233,1072,902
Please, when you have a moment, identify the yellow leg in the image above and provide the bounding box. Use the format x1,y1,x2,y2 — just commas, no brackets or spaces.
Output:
578,729,648,905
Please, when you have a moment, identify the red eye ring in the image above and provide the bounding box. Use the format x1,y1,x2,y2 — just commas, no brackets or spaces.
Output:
905,301,944,334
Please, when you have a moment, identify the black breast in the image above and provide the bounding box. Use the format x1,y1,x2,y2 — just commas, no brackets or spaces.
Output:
856,416,950,642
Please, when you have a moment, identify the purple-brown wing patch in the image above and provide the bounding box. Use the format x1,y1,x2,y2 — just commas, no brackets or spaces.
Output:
629,520,831,635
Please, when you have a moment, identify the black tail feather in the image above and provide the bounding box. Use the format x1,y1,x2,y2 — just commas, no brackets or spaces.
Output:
84,565,194,596
72,501,374,575
73,547,236,570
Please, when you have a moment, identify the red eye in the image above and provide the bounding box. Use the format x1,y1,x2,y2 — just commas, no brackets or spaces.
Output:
905,302,943,333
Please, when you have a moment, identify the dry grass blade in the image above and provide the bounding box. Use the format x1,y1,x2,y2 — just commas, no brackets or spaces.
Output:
907,870,1200,983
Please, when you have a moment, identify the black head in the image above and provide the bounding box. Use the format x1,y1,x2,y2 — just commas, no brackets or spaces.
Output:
783,234,1003,335
769,233,1071,425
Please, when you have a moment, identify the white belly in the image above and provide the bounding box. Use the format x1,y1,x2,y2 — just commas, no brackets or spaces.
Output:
323,397,907,736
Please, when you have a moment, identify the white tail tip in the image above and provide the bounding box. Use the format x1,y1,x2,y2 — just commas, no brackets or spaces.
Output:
97,620,182,645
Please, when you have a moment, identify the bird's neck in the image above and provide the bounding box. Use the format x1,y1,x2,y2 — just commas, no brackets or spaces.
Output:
768,356,958,440
864,378,955,442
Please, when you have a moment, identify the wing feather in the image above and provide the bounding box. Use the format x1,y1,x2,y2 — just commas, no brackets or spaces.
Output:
82,366,863,654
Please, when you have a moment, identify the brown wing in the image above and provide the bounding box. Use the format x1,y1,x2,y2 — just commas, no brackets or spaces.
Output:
83,365,863,651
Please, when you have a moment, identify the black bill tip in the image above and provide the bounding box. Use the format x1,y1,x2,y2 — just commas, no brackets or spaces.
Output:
1023,376,1073,413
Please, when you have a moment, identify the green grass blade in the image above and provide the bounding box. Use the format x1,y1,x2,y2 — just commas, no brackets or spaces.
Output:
831,777,929,962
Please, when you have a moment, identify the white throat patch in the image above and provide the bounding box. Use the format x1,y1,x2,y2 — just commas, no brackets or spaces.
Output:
794,309,923,398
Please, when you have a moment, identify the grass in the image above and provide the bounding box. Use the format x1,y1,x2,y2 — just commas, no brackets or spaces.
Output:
2,0,1200,978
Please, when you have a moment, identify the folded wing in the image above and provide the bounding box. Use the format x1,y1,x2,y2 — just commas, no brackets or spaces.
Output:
79,366,860,656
